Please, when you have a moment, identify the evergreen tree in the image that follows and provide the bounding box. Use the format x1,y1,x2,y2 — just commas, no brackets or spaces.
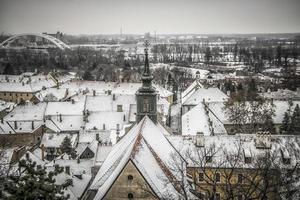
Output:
290,104,300,135
280,112,291,134
2,153,69,200
82,70,94,81
60,136,77,159
263,114,276,134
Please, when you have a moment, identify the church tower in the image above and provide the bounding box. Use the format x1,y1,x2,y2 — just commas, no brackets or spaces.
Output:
136,40,157,124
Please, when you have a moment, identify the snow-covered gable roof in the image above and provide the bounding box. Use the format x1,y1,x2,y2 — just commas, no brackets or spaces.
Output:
181,80,204,103
182,102,227,136
90,116,189,199
183,87,228,105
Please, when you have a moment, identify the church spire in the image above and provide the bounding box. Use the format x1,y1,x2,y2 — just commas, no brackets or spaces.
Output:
136,40,157,124
141,40,153,89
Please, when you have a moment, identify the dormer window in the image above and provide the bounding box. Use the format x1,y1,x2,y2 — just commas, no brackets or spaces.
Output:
117,105,123,112
243,149,252,164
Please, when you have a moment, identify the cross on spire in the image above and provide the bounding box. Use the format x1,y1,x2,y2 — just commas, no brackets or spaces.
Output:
143,40,151,76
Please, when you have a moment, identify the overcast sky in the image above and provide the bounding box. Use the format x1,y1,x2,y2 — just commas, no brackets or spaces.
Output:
0,0,299,35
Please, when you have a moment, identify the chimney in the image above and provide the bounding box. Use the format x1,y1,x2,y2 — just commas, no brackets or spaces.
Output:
14,121,17,129
113,94,116,101
31,121,34,130
59,114,62,122
65,166,70,175
93,90,96,96
41,144,45,161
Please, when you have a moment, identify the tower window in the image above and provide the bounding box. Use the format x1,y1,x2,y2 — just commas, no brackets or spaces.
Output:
143,98,149,112
128,193,133,199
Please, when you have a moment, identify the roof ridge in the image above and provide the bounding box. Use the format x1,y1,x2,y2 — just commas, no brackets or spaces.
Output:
130,117,147,159
142,136,182,194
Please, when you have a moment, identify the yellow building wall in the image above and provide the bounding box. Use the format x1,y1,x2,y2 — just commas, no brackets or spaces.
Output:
188,167,279,200
103,160,158,200
0,92,34,103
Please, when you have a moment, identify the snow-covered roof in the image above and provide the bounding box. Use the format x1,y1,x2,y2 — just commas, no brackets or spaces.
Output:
182,102,227,136
85,94,135,113
35,87,73,102
90,116,192,199
183,87,228,105
168,134,300,169
0,100,16,112
60,81,172,98
45,99,85,116
4,102,46,121
45,115,84,132
181,79,204,103
85,111,127,131
41,133,78,148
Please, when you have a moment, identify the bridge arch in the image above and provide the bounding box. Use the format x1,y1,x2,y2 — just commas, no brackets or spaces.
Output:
0,33,70,50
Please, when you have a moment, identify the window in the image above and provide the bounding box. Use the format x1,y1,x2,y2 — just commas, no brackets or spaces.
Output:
128,175,133,182
206,156,212,163
143,98,149,112
4,92,6,96
198,172,204,182
215,193,221,200
283,157,291,165
237,194,243,200
117,105,123,112
245,156,252,164
215,172,221,183
128,193,133,199
27,93,29,97
238,173,243,184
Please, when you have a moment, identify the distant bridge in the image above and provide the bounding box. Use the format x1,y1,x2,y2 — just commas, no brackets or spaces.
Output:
0,33,70,50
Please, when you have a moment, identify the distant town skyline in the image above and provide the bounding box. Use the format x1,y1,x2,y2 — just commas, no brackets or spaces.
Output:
0,0,300,35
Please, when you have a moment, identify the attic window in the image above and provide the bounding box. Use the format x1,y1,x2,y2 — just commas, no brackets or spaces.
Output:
128,193,133,199
127,175,133,182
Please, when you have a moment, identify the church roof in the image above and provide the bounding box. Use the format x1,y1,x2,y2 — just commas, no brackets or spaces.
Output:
89,116,193,199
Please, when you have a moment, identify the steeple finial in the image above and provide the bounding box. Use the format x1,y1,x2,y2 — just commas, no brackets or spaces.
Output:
143,40,151,76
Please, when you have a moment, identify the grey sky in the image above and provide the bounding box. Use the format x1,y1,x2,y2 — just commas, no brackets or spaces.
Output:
0,0,299,35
